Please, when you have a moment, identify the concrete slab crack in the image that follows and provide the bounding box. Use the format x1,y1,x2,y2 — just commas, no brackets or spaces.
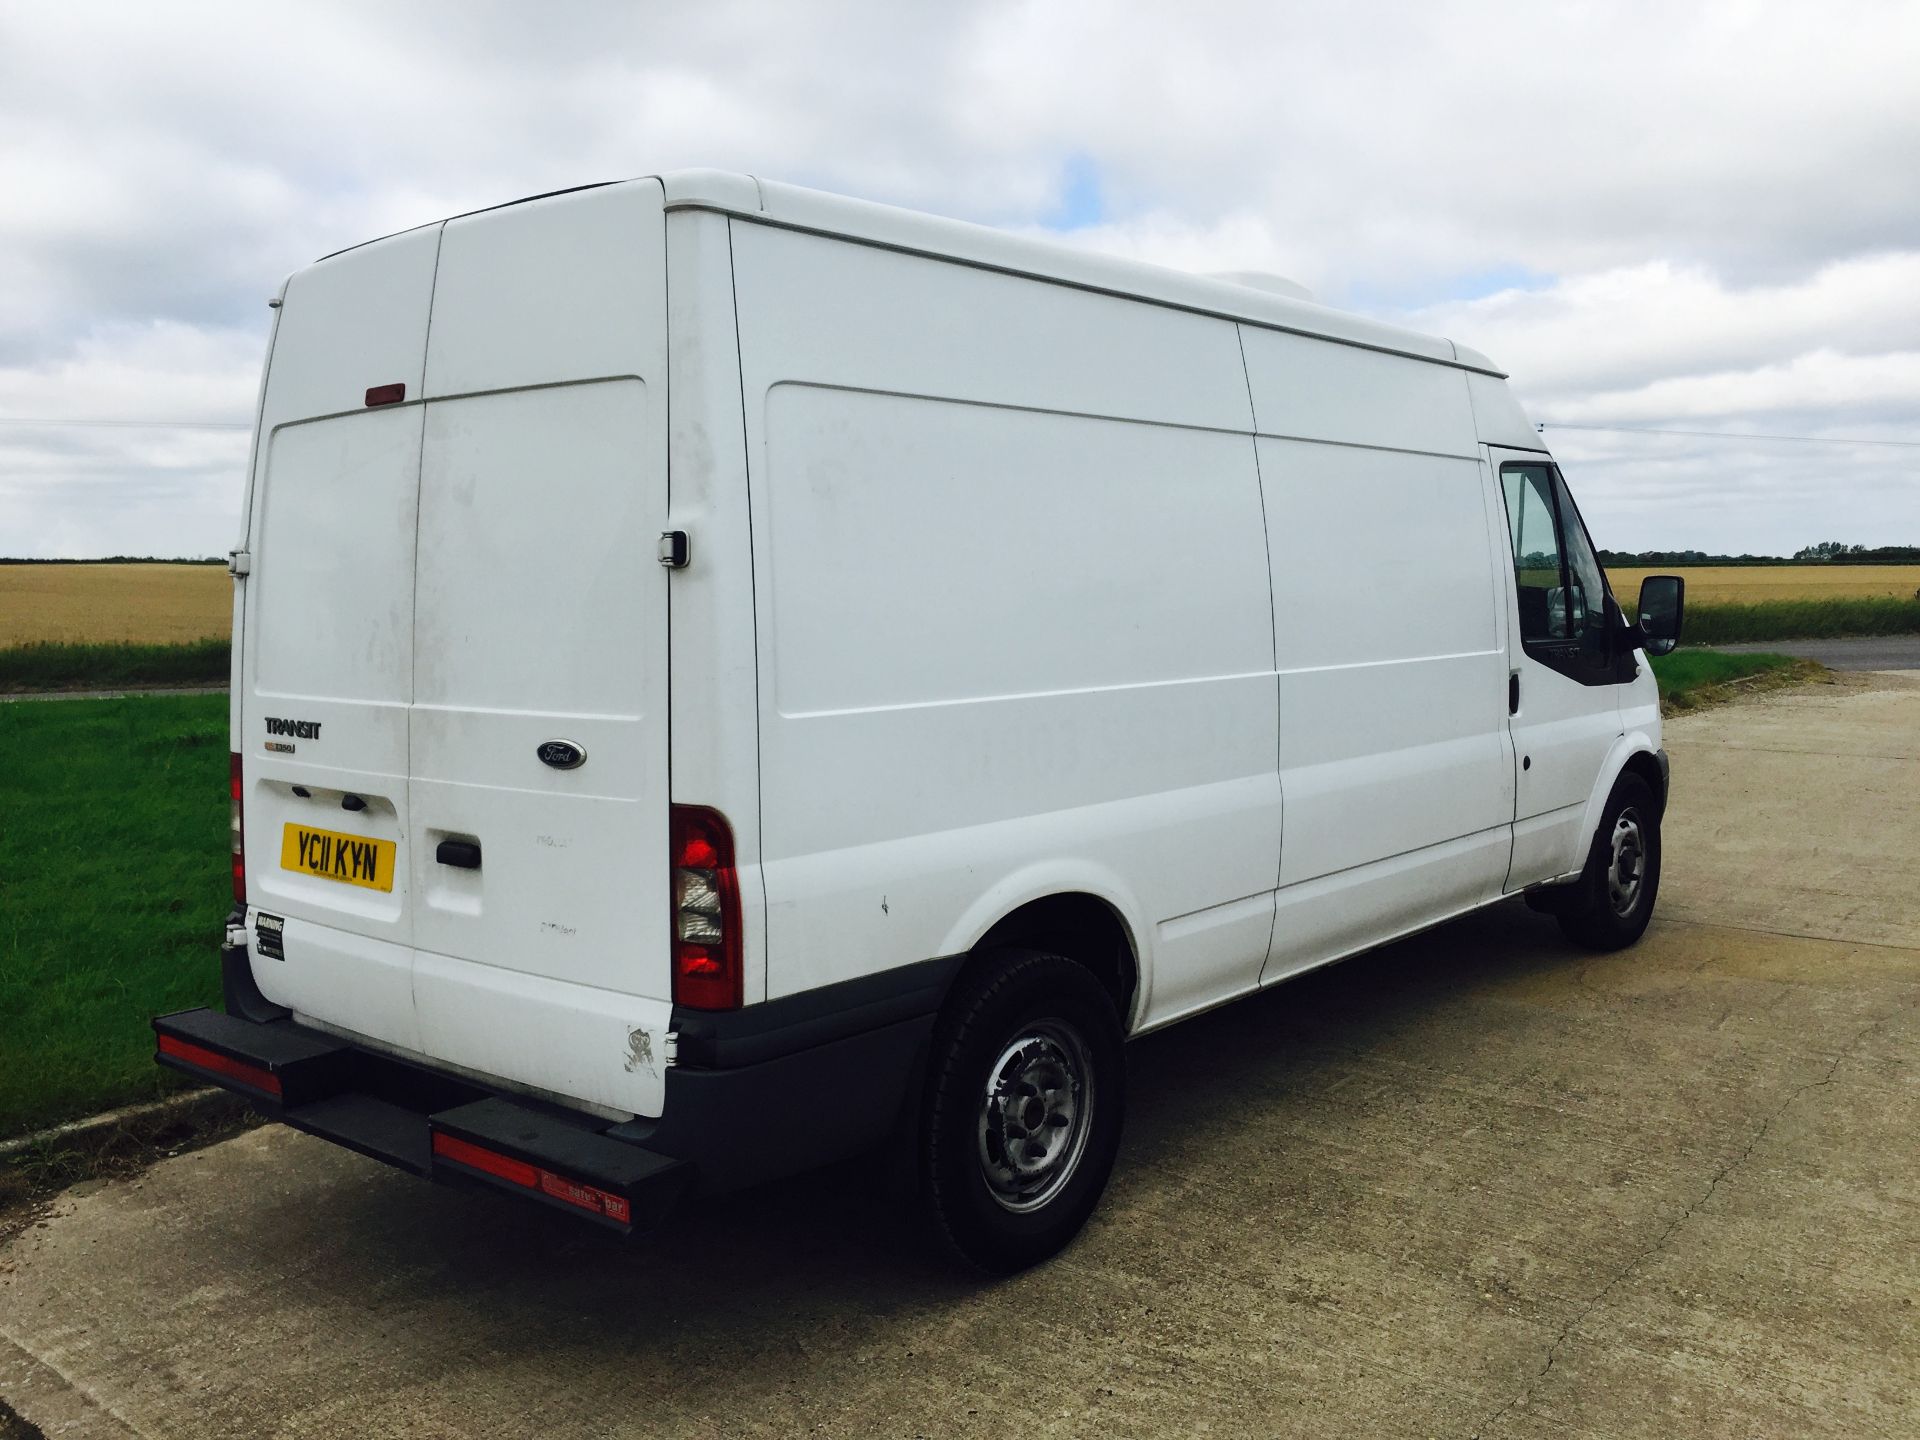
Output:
1468,999,1910,1439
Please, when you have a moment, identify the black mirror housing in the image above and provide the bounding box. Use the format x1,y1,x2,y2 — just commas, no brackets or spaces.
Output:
1635,575,1685,656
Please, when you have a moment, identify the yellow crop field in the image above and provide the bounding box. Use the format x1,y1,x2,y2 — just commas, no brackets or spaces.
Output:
1604,565,1920,605
2,561,1913,650
0,564,230,646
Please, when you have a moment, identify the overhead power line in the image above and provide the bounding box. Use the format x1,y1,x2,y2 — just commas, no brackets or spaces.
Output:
1537,421,1920,450
0,416,249,431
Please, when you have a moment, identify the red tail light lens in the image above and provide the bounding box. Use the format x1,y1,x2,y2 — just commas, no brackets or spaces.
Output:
230,751,246,904
670,805,742,1010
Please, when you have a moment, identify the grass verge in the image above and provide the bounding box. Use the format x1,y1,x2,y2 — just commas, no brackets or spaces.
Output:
0,1094,258,1240
1683,595,1920,644
0,637,229,693
1649,648,1826,712
0,693,229,1137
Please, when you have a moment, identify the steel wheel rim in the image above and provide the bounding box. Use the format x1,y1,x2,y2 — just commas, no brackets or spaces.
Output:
976,1020,1094,1214
1608,807,1646,916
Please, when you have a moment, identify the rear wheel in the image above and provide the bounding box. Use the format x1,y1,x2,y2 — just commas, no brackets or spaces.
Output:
919,949,1125,1273
1555,773,1661,951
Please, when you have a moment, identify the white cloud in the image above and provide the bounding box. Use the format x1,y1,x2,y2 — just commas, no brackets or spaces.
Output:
1394,256,1920,550
1405,256,1920,395
1550,350,1920,427
1,0,1916,556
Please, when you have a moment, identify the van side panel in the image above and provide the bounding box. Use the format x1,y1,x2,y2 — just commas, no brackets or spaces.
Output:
730,222,1281,1025
1262,439,1512,885
1239,327,1481,457
1463,371,1545,454
1238,329,1514,982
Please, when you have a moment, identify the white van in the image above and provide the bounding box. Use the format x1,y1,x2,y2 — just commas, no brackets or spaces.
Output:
155,171,1685,1271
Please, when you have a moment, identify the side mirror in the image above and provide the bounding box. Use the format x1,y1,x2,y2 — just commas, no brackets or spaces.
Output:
1635,575,1685,656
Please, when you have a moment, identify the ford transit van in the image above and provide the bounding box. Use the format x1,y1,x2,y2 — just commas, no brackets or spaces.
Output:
155,172,1684,1271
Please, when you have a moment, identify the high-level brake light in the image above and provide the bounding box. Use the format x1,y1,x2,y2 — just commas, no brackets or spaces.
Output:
670,805,742,1010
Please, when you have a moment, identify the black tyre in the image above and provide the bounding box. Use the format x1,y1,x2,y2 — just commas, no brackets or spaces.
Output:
919,948,1126,1274
1556,773,1662,951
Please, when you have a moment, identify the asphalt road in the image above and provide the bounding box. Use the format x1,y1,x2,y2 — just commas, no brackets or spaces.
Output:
1716,634,1920,669
3,673,1917,1439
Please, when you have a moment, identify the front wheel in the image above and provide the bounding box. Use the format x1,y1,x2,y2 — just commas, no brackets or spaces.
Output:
1556,773,1662,950
919,949,1126,1273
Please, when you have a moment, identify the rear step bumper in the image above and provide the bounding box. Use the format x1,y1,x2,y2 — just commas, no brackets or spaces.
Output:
162,934,964,1231
154,1007,691,1234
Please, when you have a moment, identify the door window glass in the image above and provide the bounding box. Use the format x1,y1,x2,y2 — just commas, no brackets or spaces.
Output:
1501,465,1566,641
1499,462,1622,683
1555,472,1613,671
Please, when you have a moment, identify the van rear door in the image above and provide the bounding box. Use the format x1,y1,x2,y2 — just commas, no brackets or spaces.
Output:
239,225,438,1043
242,182,677,1117
406,184,675,1112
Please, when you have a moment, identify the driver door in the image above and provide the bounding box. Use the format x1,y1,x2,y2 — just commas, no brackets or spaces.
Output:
1492,451,1628,889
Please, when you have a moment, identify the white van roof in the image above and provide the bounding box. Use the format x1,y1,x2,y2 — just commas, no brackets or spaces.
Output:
656,170,1505,378
312,170,1506,379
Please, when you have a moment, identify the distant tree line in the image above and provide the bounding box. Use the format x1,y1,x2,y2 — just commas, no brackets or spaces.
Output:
1598,544,1920,567
1788,542,1920,564
0,555,225,565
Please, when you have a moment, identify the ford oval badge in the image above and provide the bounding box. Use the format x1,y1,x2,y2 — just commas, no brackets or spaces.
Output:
537,739,586,771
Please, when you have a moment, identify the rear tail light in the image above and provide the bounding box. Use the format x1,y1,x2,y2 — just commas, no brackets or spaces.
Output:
670,805,742,1010
230,751,246,904
430,1132,632,1224
157,1033,282,1098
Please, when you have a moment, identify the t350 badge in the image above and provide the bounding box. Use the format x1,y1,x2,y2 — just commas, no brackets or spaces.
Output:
537,739,586,770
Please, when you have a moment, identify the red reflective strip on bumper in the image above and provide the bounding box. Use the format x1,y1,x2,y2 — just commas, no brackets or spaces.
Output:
431,1132,631,1224
432,1131,537,1187
157,1034,283,1097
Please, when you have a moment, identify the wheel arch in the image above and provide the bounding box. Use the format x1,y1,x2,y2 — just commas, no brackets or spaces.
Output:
938,870,1147,1033
1576,732,1665,855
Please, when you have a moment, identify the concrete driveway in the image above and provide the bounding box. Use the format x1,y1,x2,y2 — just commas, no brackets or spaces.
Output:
4,673,1916,1439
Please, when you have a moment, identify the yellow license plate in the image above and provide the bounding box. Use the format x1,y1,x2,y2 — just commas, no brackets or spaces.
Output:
280,823,396,892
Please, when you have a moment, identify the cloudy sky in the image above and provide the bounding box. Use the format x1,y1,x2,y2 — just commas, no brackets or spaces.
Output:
3,0,1916,558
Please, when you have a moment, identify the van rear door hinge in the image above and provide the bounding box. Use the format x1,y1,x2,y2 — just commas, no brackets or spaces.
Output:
663,1031,679,1066
657,531,690,569
228,548,252,578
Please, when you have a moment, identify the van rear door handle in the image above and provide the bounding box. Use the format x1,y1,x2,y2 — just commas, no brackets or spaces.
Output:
1508,671,1521,715
436,839,481,869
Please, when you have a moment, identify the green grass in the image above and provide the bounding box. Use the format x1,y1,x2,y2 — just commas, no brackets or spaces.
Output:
1683,595,1920,644
0,694,229,1136
1648,648,1809,710
0,637,230,693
